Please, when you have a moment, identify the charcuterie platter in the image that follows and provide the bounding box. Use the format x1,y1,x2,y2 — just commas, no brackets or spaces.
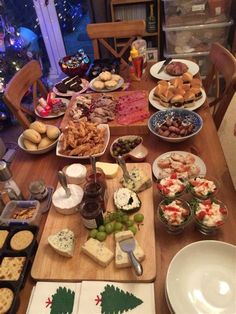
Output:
31,163,156,282
60,91,150,135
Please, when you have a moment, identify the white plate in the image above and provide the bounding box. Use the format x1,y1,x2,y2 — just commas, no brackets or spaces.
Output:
152,150,206,180
166,241,236,314
149,87,206,111
89,77,124,93
52,78,89,97
56,124,110,159
34,98,69,119
150,59,200,80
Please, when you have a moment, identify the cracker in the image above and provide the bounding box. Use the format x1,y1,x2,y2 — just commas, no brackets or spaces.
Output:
0,288,14,313
0,230,9,249
10,230,34,251
0,257,26,281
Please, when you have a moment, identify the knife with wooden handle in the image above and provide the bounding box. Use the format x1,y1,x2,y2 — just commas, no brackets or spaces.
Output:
157,57,172,74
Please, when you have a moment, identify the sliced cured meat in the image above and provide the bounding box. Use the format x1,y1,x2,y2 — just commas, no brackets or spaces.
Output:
165,62,188,76
117,109,149,125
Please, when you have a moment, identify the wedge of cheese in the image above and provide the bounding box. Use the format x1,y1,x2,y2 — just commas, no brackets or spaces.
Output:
120,167,152,192
48,229,75,257
96,162,119,179
81,238,114,267
115,230,145,268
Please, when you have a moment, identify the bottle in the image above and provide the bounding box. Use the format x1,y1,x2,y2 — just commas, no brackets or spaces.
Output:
146,3,157,33
131,38,147,73
0,161,24,200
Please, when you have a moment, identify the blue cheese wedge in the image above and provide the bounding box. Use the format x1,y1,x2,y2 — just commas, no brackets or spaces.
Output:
120,167,152,192
81,238,114,267
48,229,75,257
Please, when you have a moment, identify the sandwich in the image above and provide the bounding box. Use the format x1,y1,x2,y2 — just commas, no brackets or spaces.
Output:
183,91,195,107
191,78,202,88
169,77,183,89
182,83,191,92
170,94,184,108
173,87,185,96
182,72,193,83
159,90,174,107
153,84,168,100
158,80,169,88
190,87,203,100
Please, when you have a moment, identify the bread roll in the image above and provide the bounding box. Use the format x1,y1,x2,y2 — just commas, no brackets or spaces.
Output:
93,80,105,90
23,129,41,144
182,72,193,83
38,136,54,149
104,80,117,89
23,139,38,151
99,71,112,81
46,125,60,140
30,121,47,134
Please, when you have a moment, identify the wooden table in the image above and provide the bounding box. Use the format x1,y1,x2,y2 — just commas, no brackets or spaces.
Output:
13,64,236,314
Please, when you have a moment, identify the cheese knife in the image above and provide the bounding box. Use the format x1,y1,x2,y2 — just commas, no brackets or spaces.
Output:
117,156,132,183
157,57,172,74
58,170,71,198
119,237,143,276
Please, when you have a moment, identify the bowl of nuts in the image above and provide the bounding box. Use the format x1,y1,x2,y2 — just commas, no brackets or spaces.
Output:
148,109,203,143
110,135,148,161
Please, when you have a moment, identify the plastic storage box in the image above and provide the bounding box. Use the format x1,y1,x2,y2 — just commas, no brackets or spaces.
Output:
0,200,41,226
163,19,233,55
162,0,232,26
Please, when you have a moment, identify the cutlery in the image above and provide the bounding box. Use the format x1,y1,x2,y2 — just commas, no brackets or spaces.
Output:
117,156,132,183
119,237,143,276
157,57,172,74
58,170,71,198
90,155,97,184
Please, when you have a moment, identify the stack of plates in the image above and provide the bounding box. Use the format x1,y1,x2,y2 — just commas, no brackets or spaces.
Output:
165,241,236,314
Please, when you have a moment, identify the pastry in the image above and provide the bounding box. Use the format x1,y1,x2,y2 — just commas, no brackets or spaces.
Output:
29,121,47,134
23,129,41,144
23,139,38,151
104,80,117,89
0,230,9,249
99,71,112,81
46,125,60,140
10,230,34,251
0,287,14,313
111,74,121,82
38,136,54,149
93,80,105,90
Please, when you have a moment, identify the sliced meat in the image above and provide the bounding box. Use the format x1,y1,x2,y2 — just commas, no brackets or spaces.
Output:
165,62,188,76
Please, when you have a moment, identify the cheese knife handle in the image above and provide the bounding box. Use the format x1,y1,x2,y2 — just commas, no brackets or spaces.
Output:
58,171,71,198
128,251,143,276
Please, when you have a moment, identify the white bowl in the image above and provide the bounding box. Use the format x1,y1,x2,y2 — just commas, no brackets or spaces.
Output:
18,134,59,155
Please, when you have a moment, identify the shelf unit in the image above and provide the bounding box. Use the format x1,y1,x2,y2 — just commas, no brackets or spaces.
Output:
110,0,160,60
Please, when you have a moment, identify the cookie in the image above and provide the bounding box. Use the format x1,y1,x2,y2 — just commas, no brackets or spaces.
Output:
0,288,14,313
10,230,34,251
0,230,9,249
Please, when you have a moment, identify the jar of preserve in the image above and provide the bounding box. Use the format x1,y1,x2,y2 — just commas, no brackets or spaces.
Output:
83,181,107,213
28,179,48,201
86,167,107,189
80,199,104,229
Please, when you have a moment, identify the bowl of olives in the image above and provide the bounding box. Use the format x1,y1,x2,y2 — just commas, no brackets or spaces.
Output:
110,135,148,161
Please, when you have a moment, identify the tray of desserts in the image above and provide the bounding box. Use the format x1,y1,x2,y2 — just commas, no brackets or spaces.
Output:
53,76,89,97
0,225,38,313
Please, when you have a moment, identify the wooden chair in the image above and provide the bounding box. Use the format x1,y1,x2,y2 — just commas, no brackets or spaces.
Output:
86,20,146,66
203,43,236,130
3,60,48,129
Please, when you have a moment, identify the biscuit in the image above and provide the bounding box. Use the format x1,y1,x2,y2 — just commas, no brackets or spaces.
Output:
111,74,121,82
0,256,26,281
23,129,41,144
46,125,60,140
23,139,38,151
93,80,105,90
30,121,47,134
0,287,14,313
10,230,34,251
104,80,118,89
99,71,112,81
38,136,54,149
0,230,9,249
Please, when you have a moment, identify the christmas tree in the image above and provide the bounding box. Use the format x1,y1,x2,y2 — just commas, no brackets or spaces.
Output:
100,284,143,314
50,286,75,314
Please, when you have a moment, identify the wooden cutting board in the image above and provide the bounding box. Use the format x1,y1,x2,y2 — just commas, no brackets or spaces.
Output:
31,163,156,282
59,91,149,135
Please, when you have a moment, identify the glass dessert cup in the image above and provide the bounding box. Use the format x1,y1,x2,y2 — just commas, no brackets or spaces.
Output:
191,198,228,235
157,175,187,200
158,198,193,234
188,176,219,200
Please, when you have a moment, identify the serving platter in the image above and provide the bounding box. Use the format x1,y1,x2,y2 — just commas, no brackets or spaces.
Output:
34,98,69,119
166,241,236,314
52,78,89,97
149,87,206,111
89,77,124,93
31,163,156,282
150,59,200,80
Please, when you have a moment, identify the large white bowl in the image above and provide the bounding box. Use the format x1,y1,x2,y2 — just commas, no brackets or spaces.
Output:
18,134,59,155
148,109,203,143
166,240,236,314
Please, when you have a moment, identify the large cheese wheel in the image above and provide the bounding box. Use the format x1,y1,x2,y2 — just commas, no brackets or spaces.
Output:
64,163,87,185
52,184,84,215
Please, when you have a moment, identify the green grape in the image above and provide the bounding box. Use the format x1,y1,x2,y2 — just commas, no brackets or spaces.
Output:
96,231,107,242
105,222,114,234
98,225,105,232
121,214,129,223
114,222,123,231
126,219,134,227
109,212,116,221
133,213,144,223
89,229,98,239
128,225,137,235
104,216,110,225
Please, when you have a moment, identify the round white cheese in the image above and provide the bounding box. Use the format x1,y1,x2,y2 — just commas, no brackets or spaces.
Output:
52,184,84,215
65,163,87,185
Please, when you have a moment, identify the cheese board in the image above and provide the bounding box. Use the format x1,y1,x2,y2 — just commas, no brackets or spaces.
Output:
59,91,149,135
31,163,156,282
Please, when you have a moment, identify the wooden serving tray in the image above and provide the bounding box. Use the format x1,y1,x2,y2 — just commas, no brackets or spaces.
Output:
31,163,156,282
59,91,149,135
